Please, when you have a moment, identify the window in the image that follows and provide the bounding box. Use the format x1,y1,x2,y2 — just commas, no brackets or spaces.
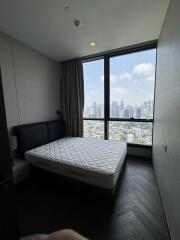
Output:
110,50,155,119
83,59,104,138
109,49,156,145
83,59,104,119
83,45,156,145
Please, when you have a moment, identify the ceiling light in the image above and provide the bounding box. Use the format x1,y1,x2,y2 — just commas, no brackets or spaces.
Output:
90,41,96,47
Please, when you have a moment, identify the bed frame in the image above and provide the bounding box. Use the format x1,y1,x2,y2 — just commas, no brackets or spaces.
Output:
14,119,126,204
14,120,66,158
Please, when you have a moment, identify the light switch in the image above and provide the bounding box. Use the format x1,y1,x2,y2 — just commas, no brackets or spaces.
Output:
162,142,167,152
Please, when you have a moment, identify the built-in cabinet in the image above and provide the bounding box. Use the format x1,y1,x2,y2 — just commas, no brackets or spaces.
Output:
0,68,19,240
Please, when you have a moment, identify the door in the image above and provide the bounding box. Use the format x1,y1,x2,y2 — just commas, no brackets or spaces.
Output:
0,68,20,240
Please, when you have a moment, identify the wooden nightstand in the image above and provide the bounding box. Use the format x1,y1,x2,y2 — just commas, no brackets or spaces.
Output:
13,159,29,185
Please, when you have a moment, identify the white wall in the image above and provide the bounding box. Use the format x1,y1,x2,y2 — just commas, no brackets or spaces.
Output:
153,0,180,239
0,31,60,139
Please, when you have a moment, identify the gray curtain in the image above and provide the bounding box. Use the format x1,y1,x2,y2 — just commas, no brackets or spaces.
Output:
60,59,84,137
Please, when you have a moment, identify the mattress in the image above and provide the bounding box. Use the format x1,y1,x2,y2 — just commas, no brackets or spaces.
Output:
25,137,127,189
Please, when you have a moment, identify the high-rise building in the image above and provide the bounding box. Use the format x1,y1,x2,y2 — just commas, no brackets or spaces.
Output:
136,108,141,119
119,109,124,118
128,105,133,118
100,104,104,118
93,102,96,115
124,108,130,118
120,101,124,110
96,104,102,118
111,101,119,117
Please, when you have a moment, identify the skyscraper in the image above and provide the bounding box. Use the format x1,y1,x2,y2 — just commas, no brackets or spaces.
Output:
124,108,130,118
136,108,141,119
111,101,119,117
120,100,124,110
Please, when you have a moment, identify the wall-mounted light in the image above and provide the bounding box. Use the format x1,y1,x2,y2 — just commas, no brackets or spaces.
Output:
90,41,96,47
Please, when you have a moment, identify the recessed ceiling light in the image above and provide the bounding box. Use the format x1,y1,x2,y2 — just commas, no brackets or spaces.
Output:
90,41,96,47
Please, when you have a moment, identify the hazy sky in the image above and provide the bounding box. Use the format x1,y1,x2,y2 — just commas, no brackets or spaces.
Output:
83,49,156,107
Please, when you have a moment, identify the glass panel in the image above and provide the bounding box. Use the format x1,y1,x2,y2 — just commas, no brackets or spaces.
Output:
110,49,156,119
109,121,153,145
83,120,104,139
83,59,104,118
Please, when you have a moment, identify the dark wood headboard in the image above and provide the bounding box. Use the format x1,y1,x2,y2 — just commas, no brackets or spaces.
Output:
14,120,66,158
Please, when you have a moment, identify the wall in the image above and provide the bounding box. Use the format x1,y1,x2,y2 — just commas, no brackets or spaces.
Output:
0,31,60,141
153,0,180,239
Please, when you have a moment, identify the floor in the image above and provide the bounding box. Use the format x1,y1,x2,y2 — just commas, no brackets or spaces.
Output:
16,156,170,240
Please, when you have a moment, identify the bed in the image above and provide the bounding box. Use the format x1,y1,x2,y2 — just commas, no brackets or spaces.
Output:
25,137,126,190
14,120,127,201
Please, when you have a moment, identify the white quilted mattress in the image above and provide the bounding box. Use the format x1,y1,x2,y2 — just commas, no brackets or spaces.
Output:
25,137,127,189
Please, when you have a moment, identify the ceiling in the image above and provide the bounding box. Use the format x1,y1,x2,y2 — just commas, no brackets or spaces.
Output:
0,0,170,61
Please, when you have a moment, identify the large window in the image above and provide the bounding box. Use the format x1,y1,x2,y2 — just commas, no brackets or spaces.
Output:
83,59,104,138
83,59,104,118
83,45,156,145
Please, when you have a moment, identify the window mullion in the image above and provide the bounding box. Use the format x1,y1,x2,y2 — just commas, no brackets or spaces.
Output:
104,56,110,140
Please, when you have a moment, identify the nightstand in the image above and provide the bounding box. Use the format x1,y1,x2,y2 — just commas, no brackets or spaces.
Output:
13,159,29,185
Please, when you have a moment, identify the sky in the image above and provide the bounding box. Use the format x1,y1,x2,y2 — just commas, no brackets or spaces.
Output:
83,49,156,108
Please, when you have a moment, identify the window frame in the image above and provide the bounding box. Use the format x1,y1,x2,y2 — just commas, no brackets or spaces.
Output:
82,41,157,147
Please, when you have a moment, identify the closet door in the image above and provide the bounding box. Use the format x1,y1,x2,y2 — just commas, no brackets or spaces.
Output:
0,68,20,240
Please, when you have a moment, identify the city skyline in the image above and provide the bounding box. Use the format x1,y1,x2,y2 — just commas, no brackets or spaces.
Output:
84,99,154,119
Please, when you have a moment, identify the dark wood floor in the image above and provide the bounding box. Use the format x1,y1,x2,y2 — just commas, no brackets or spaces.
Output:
16,156,170,240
